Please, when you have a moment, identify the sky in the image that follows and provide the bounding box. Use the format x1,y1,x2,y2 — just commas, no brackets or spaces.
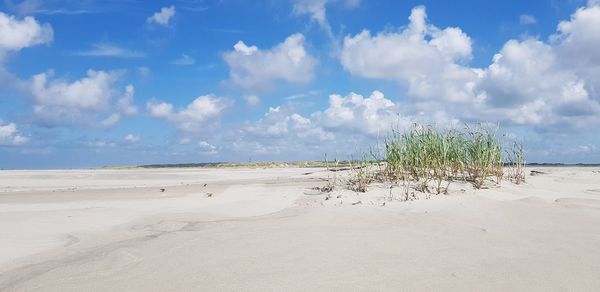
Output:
1,0,600,168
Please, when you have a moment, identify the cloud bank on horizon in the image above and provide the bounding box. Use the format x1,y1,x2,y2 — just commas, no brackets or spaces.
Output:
0,0,599,168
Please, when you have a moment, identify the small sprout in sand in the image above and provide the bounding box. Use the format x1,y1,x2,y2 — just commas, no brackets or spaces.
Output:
347,152,373,192
319,153,339,193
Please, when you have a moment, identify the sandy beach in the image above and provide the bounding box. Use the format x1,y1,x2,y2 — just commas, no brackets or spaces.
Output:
1,166,600,291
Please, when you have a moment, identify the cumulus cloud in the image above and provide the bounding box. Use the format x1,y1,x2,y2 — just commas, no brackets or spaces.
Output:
474,4,600,127
340,4,600,130
97,85,137,127
0,13,141,130
552,3,600,108
315,90,403,136
30,70,117,110
244,106,332,141
0,11,53,56
314,90,459,135
0,122,28,145
554,5,600,69
477,39,600,125
223,33,317,92
146,94,231,132
231,105,334,158
27,70,137,127
232,90,459,159
147,6,175,26
0,11,51,94
341,6,479,102
233,41,257,55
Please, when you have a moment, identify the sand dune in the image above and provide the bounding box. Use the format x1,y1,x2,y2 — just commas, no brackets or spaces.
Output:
1,167,599,291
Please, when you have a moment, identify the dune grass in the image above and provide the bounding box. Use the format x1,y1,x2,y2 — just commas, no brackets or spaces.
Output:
505,140,526,184
337,123,525,194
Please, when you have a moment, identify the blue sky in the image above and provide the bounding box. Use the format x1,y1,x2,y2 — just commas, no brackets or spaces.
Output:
1,0,600,168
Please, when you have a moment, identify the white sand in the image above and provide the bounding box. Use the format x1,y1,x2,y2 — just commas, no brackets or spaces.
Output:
1,166,599,291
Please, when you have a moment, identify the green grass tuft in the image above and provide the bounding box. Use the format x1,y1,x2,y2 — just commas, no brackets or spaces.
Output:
342,123,526,194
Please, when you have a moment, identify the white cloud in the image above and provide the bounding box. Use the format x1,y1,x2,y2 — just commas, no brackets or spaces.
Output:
552,5,600,107
473,4,600,126
31,70,117,110
315,90,405,136
27,70,137,127
554,5,600,68
90,140,116,148
100,113,121,127
233,105,334,158
477,39,600,124
124,134,140,143
232,90,459,159
244,95,260,106
4,0,90,16
341,6,479,102
242,91,403,148
244,106,333,140
339,4,600,130
223,33,317,92
147,6,175,26
117,84,138,115
0,11,53,55
147,101,173,118
198,141,217,154
75,43,145,58
284,90,319,100
292,0,360,34
519,14,537,25
170,53,195,65
0,122,28,145
147,94,231,132
293,0,329,27
233,41,257,55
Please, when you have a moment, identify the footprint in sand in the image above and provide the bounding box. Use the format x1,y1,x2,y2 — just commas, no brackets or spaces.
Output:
63,234,80,247
554,198,600,209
